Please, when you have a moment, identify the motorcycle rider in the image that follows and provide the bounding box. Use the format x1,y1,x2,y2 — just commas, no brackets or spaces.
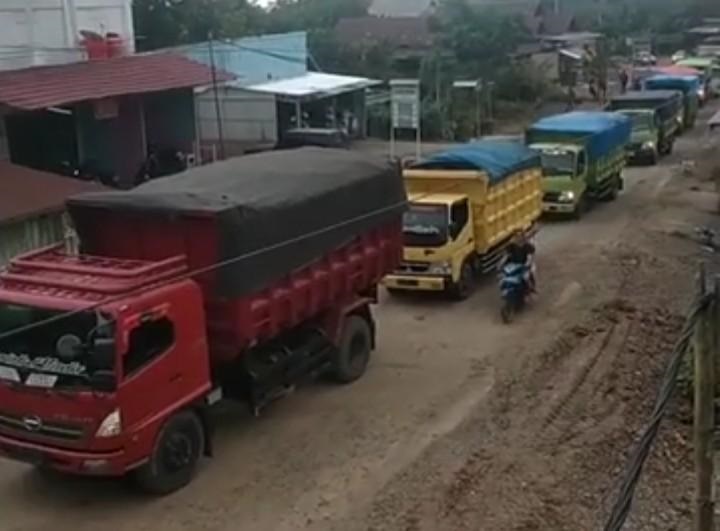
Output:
500,229,537,293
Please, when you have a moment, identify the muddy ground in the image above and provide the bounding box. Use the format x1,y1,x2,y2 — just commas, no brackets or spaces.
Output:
2,105,720,531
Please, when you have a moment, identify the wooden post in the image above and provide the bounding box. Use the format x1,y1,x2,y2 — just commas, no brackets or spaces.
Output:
694,264,714,531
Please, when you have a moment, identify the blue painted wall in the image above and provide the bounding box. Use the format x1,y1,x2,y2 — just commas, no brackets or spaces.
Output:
183,32,308,87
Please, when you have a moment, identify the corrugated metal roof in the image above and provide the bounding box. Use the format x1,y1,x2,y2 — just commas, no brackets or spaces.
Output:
246,72,380,101
0,162,105,225
0,53,234,111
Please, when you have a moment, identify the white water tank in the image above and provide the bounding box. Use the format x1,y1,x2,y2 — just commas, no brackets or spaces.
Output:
0,0,135,71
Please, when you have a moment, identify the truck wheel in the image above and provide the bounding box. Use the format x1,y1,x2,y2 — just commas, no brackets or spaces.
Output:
572,196,587,220
450,262,475,300
334,315,372,384
134,411,205,496
607,176,620,201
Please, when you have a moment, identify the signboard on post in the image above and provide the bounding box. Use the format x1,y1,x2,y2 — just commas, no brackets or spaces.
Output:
390,79,421,161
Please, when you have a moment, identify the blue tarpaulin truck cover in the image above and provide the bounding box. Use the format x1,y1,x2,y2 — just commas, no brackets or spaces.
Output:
644,75,701,95
410,141,540,184
525,111,632,160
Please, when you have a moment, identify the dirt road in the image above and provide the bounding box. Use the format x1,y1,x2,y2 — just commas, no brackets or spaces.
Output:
2,107,719,531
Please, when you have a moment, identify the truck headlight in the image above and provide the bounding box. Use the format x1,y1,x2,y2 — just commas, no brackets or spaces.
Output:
558,190,575,203
96,408,122,438
428,261,452,275
642,141,656,151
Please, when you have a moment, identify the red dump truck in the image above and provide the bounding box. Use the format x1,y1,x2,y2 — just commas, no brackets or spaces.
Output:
0,148,405,494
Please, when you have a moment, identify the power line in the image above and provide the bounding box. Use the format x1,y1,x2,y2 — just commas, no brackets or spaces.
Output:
602,292,713,531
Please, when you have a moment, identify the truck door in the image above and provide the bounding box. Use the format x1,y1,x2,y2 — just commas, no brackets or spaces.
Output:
576,151,586,180
449,199,471,245
116,290,210,462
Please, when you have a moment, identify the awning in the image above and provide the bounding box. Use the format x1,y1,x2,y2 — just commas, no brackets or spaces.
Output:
245,72,380,102
0,53,234,111
559,48,583,61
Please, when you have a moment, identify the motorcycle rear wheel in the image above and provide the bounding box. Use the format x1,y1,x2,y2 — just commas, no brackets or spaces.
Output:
501,300,514,324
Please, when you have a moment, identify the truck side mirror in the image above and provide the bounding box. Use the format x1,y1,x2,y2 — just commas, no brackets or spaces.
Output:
89,337,115,372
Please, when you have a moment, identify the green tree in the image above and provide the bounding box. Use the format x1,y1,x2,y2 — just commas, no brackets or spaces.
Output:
265,0,369,33
431,0,528,77
133,0,264,50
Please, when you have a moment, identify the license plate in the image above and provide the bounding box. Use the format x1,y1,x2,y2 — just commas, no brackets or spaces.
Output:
25,373,58,388
398,279,419,287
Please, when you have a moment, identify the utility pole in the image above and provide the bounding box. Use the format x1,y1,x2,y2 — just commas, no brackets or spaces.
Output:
208,32,226,161
693,264,715,531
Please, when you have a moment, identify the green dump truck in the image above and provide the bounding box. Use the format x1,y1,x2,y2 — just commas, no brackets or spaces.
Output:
644,74,701,130
526,111,632,219
607,90,682,165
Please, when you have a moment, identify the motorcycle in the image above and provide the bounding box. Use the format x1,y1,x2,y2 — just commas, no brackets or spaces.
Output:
499,262,529,323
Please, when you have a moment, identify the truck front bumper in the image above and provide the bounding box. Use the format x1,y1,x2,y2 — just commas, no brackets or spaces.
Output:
626,146,655,162
0,432,127,476
383,274,448,291
542,201,576,214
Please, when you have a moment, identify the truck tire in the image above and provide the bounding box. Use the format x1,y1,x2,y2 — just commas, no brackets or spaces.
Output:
606,175,620,201
449,262,475,300
333,315,372,384
572,196,587,220
134,411,205,496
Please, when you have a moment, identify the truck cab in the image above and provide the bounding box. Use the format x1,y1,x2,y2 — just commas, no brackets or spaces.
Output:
0,246,211,489
531,143,587,216
618,109,663,163
386,193,475,298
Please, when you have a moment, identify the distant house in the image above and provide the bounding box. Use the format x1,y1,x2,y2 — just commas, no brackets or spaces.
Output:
0,162,103,265
337,0,577,57
177,32,379,157
335,16,434,52
0,47,231,188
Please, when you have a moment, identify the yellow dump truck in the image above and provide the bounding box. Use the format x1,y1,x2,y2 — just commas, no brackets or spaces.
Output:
384,141,542,299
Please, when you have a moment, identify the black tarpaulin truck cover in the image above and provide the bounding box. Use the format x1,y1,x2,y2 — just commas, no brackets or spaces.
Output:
67,147,407,296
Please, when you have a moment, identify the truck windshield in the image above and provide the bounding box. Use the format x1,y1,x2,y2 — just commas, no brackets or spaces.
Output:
540,151,575,177
621,111,654,131
403,204,448,248
0,304,115,389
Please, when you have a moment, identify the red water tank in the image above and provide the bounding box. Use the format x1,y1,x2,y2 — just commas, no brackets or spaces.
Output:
106,33,126,58
80,30,108,60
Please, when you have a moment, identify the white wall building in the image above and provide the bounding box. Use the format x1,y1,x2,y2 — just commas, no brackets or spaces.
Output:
0,0,134,71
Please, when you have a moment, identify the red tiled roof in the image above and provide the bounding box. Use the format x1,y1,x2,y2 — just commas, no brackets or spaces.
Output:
0,162,105,224
0,53,234,111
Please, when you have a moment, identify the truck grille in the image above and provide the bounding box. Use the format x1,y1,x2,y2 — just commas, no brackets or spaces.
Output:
396,261,430,274
0,410,84,441
543,191,561,202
